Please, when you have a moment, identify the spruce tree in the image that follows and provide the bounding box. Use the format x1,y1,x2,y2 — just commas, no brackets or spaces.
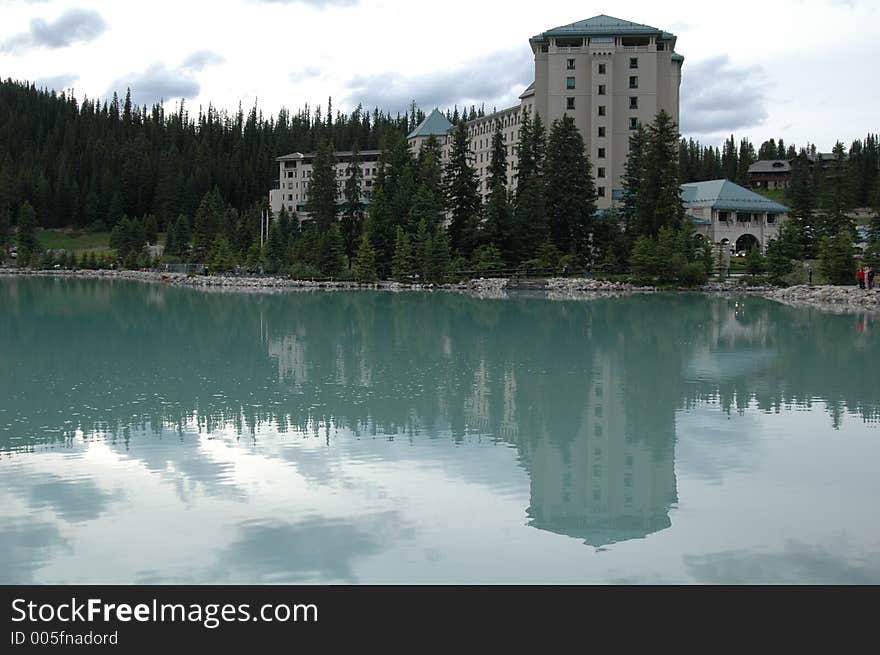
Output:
545,114,596,261
391,226,415,282
736,138,756,186
621,125,646,233
210,235,237,272
636,110,684,238
513,112,548,261
482,124,513,260
427,223,451,283
353,231,377,283
721,135,738,181
16,201,39,265
444,121,481,259
316,224,345,277
341,142,364,267
410,136,445,233
819,141,854,239
789,152,817,257
818,230,856,285
305,140,338,234
192,188,224,262
0,209,10,256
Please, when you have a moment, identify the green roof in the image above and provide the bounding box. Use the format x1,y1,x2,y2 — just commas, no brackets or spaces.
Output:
532,14,676,43
407,108,452,139
681,180,790,213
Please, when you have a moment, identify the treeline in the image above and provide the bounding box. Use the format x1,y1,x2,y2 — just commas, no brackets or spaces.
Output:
0,78,424,232
679,133,880,208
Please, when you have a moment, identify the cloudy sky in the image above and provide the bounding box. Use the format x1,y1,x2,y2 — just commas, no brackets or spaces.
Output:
0,0,877,149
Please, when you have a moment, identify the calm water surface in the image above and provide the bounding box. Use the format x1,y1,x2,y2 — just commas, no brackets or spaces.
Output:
1,277,879,583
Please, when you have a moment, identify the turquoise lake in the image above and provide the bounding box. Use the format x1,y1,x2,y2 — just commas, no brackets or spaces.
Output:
1,277,878,584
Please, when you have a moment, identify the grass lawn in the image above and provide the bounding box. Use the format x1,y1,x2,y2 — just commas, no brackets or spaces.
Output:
36,229,111,251
753,188,788,205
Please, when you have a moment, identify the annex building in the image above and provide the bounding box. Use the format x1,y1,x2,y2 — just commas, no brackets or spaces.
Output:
683,179,790,253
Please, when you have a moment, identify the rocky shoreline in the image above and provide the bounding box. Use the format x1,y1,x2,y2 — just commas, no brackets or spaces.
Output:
2,267,878,312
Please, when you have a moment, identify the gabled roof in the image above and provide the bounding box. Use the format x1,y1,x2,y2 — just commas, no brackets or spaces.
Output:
407,108,452,139
681,179,790,213
519,81,535,99
532,14,676,43
748,159,791,174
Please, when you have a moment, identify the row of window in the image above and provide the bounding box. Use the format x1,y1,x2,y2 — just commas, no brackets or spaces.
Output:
566,76,638,90
568,57,639,72
285,167,378,180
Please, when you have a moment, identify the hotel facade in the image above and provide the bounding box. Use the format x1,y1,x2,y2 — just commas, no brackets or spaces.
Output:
270,14,684,216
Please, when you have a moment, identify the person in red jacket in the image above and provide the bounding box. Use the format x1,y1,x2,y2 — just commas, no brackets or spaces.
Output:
856,267,865,289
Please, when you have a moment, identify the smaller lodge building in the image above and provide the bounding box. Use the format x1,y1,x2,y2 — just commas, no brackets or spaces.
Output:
684,179,790,254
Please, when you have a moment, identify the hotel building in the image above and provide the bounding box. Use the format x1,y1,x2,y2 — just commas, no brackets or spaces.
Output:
270,14,684,216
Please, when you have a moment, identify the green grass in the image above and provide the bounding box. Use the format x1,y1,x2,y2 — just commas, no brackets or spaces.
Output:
753,188,788,205
36,229,111,251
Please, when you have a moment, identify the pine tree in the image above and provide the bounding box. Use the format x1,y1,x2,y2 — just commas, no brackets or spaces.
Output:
789,152,817,257
513,111,548,261
744,244,765,277
765,237,793,282
192,188,224,262
444,121,481,259
621,125,646,233
426,223,451,283
819,141,854,239
209,235,237,272
635,110,684,238
316,224,345,276
353,231,377,283
391,226,415,282
545,114,596,262
736,138,755,186
721,135,738,181
482,124,513,260
305,140,338,234
341,142,364,267
0,209,10,256
410,136,445,233
16,201,39,265
818,230,856,285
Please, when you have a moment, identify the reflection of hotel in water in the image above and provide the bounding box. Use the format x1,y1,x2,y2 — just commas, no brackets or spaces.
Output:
267,324,677,548
465,352,678,547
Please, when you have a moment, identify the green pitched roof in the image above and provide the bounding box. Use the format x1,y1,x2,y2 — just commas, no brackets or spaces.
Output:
681,180,790,213
532,14,676,42
407,108,452,139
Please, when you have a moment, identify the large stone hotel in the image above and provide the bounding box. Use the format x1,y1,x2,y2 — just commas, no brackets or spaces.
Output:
270,14,684,215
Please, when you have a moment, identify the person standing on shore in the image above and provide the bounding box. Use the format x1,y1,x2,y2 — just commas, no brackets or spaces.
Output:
868,267,876,290
856,267,865,289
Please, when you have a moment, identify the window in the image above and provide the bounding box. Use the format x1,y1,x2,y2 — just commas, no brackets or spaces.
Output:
597,126,605,137
566,76,576,89
767,213,777,224
598,63,606,74
630,57,638,69
597,167,605,178
287,194,292,201
598,186,605,197
598,148,606,158
566,97,575,110
629,76,638,88
718,211,729,222
598,84,606,95
598,105,606,116
629,96,638,109
629,117,639,130
567,58,575,70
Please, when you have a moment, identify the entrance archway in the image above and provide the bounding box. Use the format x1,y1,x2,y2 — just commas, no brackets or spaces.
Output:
735,234,760,253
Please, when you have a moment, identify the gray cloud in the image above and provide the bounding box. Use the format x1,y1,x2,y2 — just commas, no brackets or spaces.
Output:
253,0,359,6
289,66,323,83
182,50,226,71
1,8,107,53
33,73,79,92
343,47,533,114
680,55,769,137
107,63,200,107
